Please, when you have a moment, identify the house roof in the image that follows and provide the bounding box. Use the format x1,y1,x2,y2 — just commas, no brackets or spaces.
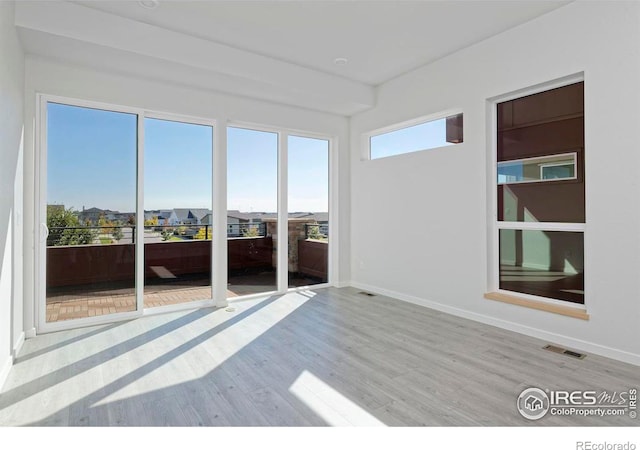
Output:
289,212,329,222
82,207,115,214
227,210,254,221
171,208,212,221
225,211,328,222
189,209,212,220
307,212,329,223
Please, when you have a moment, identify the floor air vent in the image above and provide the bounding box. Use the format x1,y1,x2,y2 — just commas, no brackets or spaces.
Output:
358,291,376,297
544,344,586,359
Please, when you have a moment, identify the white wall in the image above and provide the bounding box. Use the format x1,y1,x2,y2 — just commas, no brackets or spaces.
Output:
22,56,350,333
0,1,25,387
350,1,640,365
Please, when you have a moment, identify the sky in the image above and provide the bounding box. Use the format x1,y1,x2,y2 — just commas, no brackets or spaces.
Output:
47,103,138,213
47,102,329,214
370,117,452,159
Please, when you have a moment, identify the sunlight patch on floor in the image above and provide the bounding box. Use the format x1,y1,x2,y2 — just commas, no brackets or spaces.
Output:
289,370,386,427
94,290,318,406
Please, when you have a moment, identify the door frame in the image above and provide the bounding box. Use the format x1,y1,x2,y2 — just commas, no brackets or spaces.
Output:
35,94,337,334
36,95,222,333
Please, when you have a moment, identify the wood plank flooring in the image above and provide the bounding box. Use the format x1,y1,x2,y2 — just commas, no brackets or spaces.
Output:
0,287,638,426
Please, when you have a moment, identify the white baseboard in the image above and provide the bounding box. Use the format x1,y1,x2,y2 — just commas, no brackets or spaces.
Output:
0,355,12,391
333,280,351,288
349,281,640,367
12,331,25,359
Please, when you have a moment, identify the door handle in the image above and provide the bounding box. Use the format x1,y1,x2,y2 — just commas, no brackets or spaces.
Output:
41,223,49,241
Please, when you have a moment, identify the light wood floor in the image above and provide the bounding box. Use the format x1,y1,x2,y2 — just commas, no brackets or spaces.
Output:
1,287,638,426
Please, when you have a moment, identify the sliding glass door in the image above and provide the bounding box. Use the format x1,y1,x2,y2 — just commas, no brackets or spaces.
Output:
288,136,329,287
143,118,213,308
43,101,217,327
227,127,278,298
45,102,138,323
40,96,332,330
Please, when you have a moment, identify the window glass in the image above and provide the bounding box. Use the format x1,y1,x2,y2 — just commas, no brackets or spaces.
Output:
370,113,463,160
288,136,329,287
497,153,577,184
499,230,584,304
496,81,585,305
143,118,213,308
227,127,278,297
46,103,137,322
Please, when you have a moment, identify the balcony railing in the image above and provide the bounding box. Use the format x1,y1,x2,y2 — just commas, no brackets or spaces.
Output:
226,222,267,238
47,222,269,247
46,223,328,291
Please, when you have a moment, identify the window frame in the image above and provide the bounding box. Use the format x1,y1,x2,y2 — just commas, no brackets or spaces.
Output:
36,94,219,333
362,109,464,161
486,74,588,316
226,121,336,296
35,94,338,334
539,161,576,181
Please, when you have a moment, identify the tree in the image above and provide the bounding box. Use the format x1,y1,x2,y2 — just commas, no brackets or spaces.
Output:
161,228,174,241
242,225,259,237
306,223,324,240
194,227,210,240
47,206,97,246
144,216,159,227
111,227,124,242
98,214,114,234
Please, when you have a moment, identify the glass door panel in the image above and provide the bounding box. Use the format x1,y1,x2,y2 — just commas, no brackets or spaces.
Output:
287,136,329,287
143,118,213,308
227,127,278,297
45,102,138,323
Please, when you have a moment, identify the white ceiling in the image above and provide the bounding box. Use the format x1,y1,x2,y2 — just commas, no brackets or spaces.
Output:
15,0,570,115
74,0,569,86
